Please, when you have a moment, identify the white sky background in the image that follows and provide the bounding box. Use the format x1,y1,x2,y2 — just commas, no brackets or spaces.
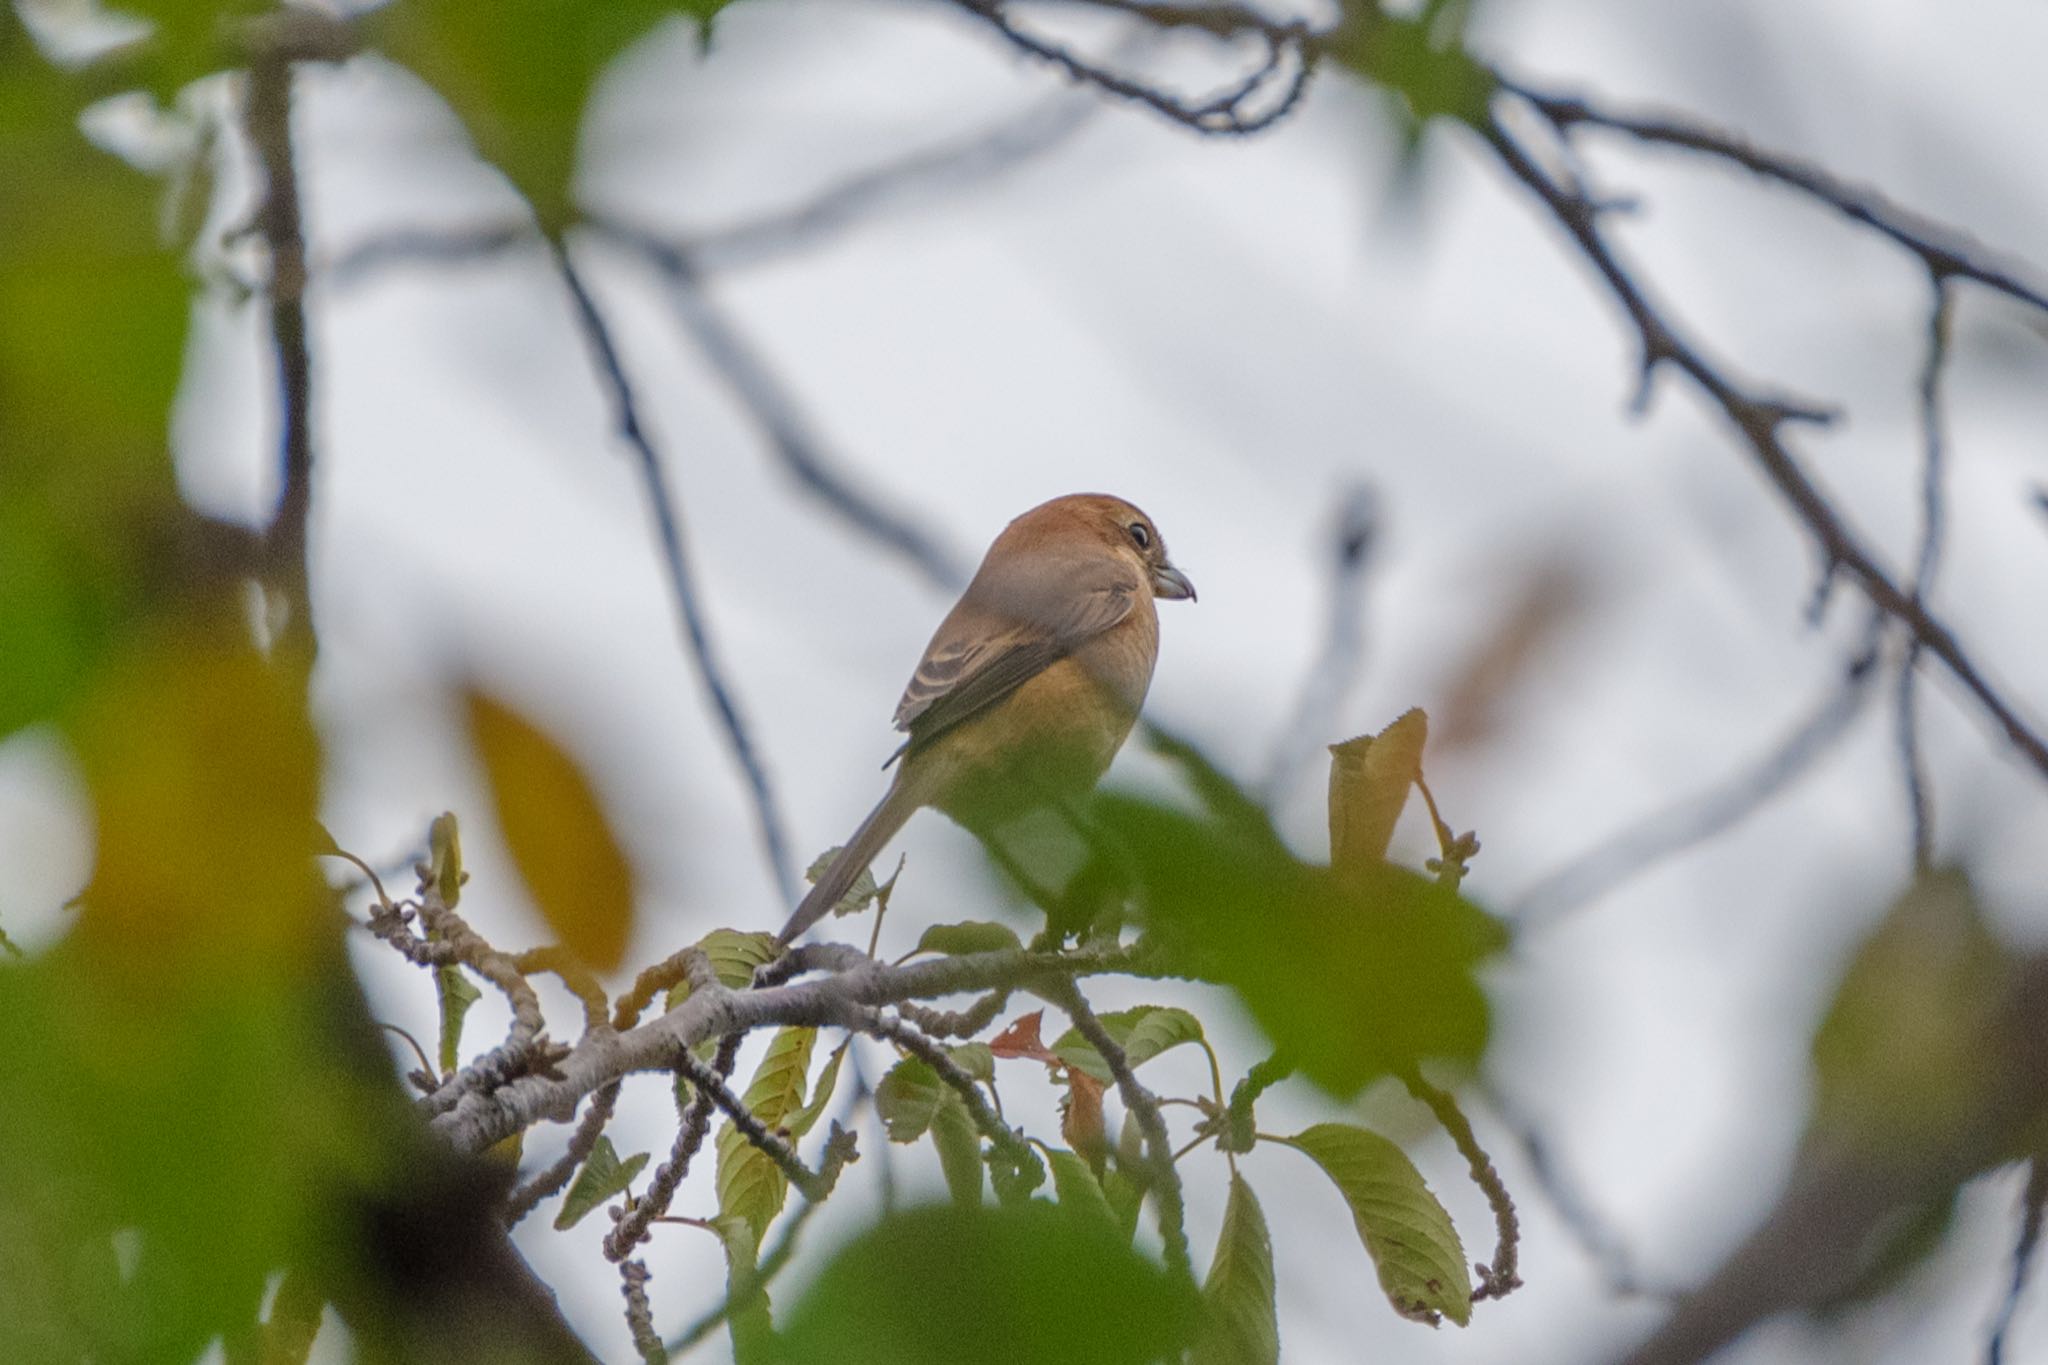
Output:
8,0,2048,1360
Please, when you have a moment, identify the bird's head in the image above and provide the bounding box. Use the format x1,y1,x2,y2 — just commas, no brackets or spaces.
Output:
1025,493,1197,602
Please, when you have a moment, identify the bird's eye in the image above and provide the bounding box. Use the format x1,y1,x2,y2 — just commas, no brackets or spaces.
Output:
1127,522,1151,550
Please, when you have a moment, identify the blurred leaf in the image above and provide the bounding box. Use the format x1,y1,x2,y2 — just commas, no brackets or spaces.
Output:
1051,1005,1204,1086
114,0,265,93
776,1202,1195,1365
1326,7,1496,129
931,1089,984,1208
1328,708,1427,872
804,845,881,919
1283,1123,1471,1326
465,689,636,972
1194,1173,1280,1365
949,1042,995,1083
783,1040,849,1141
0,33,193,740
434,964,481,1075
1103,1115,1148,1244
913,920,1022,957
426,810,464,907
1810,869,2013,1157
716,1025,818,1243
1099,743,1504,1096
716,1213,775,1364
551,1135,648,1231
1046,1149,1117,1230
990,1010,1057,1064
373,0,680,234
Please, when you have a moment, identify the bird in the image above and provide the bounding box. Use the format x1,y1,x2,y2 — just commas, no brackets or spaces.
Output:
777,493,1195,945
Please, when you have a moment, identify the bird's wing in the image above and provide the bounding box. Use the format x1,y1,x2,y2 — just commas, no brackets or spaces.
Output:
890,554,1139,750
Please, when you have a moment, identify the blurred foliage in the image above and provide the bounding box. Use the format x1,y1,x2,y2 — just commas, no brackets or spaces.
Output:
1098,732,1505,1097
773,1202,1194,1365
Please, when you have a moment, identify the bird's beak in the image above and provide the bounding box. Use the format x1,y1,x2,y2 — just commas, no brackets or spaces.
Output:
1151,563,1197,602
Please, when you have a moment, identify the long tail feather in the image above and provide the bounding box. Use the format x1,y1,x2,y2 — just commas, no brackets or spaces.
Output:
777,777,921,944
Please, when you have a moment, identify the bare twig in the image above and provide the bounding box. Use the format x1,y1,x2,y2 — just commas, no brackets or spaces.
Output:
1510,620,1883,929
946,0,1316,136
1988,1158,2048,1365
553,246,798,907
605,1034,744,1261
323,221,532,286
505,1079,622,1227
1040,978,1191,1281
1261,483,1378,799
242,51,316,661
621,1259,665,1365
1899,281,1954,872
865,1008,1030,1165
1401,1069,1520,1301
1500,79,2048,319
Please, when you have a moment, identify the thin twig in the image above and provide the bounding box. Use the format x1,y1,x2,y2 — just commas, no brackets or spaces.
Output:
1987,1158,2048,1365
1041,979,1191,1281
605,1033,744,1261
505,1079,622,1227
1482,108,2048,785
243,51,317,662
552,245,797,907
1899,280,1953,873
1400,1068,1520,1301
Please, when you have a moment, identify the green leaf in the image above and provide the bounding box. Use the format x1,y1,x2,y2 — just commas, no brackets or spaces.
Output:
1194,1173,1280,1365
115,1,267,94
784,1040,849,1141
715,1026,818,1242
1097,736,1505,1096
948,1042,995,1083
931,1090,984,1208
553,1135,649,1230
776,1202,1196,1365
1045,1149,1117,1231
1102,1115,1148,1244
434,964,482,1074
373,0,678,233
803,845,881,919
912,920,1022,957
715,1213,775,1365
1810,869,2013,1157
1052,1005,1205,1086
874,1058,947,1143
1283,1123,1471,1326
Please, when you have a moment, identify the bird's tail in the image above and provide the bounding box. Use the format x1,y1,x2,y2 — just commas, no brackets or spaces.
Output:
777,775,922,944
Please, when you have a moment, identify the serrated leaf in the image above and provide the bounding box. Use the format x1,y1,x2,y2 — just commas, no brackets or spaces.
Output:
666,929,781,1011
931,1090,983,1207
553,1135,649,1230
990,1011,1057,1063
714,1213,775,1363
434,964,481,1075
803,845,881,919
1284,1123,1470,1325
776,1202,1195,1364
374,0,677,233
1328,708,1427,873
1052,1006,1204,1085
1195,1173,1279,1365
1046,1149,1117,1230
913,921,1022,957
715,1026,818,1242
466,689,636,972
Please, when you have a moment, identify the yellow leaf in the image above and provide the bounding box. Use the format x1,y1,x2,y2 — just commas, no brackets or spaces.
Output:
1328,709,1428,874
465,689,635,971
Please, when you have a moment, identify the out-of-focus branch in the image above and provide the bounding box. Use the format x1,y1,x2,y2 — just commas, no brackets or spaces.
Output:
1480,111,2048,785
589,223,970,592
1510,619,1883,929
1261,483,1378,799
243,50,317,663
1988,1158,2048,1365
553,247,799,908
